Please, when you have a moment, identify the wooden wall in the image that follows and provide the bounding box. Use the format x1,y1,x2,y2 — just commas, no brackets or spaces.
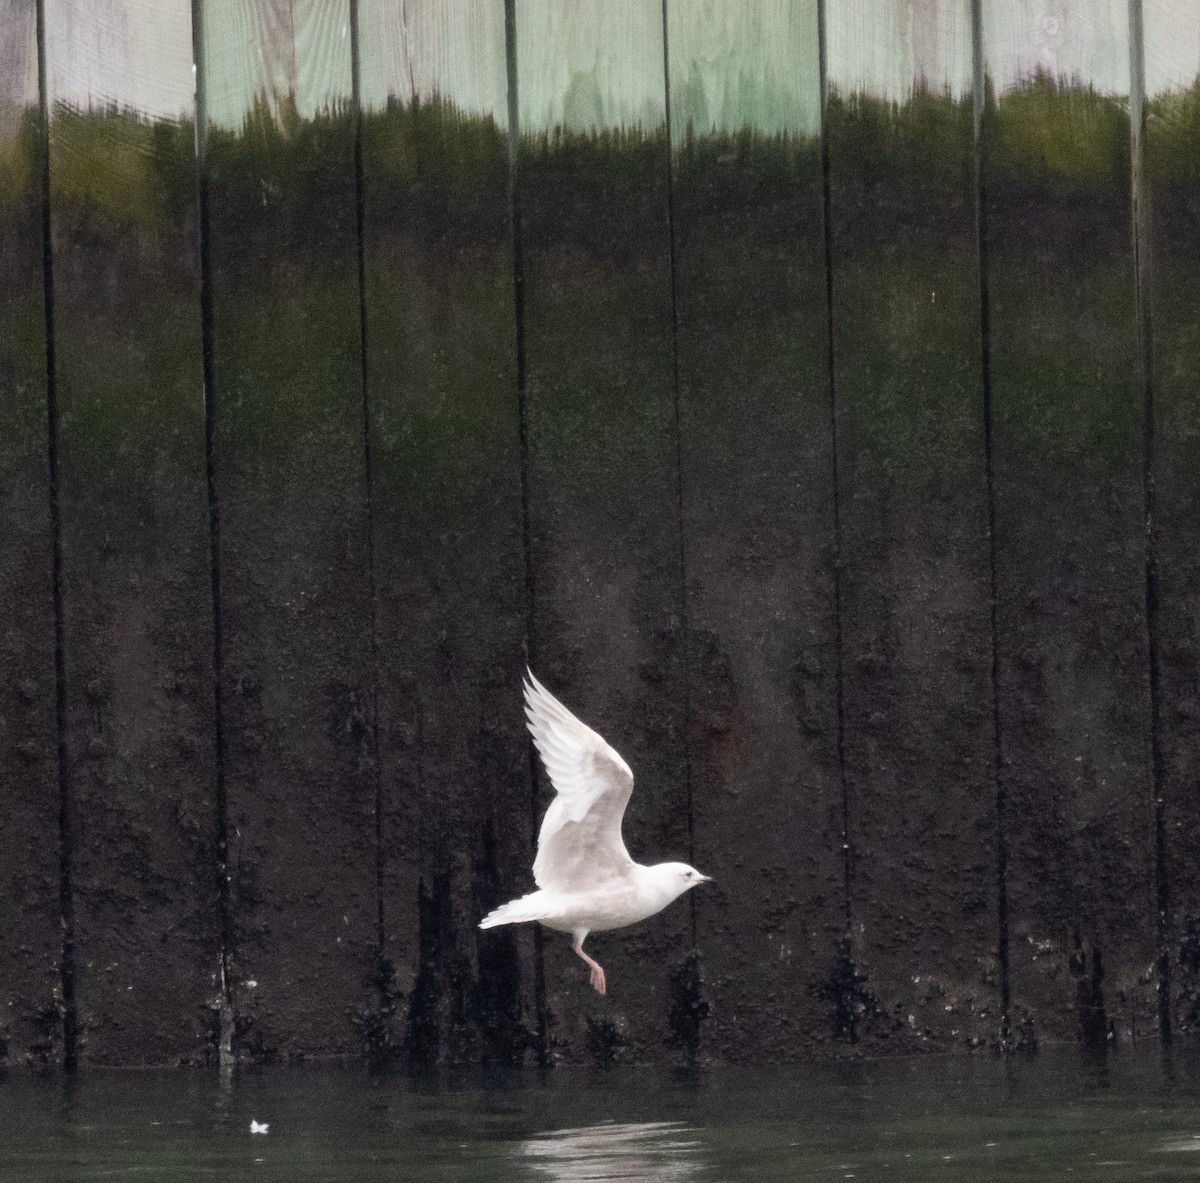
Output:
0,0,1197,1068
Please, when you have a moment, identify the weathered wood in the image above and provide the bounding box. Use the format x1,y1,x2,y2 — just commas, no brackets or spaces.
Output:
40,0,195,119
43,0,220,1067
515,0,692,1062
666,0,845,1062
828,0,973,102
359,0,508,123
359,0,531,1065
0,0,62,1069
982,0,1156,1047
2,0,1198,1069
1142,0,1200,1037
826,0,998,1053
202,0,377,1060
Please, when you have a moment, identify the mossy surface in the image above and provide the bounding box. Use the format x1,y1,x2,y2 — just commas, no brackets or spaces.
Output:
32,77,1200,484
0,98,65,1072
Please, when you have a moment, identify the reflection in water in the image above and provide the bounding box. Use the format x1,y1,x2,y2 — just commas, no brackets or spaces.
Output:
520,1120,705,1181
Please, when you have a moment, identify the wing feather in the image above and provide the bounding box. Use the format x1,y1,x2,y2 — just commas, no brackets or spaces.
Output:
524,670,636,892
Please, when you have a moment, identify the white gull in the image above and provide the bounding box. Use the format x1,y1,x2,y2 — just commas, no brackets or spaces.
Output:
479,670,711,995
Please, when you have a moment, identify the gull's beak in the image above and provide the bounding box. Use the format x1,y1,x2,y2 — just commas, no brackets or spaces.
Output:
698,874,714,884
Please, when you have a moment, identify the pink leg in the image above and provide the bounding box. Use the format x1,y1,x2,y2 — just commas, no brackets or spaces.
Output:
571,933,606,995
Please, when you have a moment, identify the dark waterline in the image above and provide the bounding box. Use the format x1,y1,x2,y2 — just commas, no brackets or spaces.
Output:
6,1046,1200,1181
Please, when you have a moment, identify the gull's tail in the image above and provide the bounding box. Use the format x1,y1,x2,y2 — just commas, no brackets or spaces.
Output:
479,891,557,930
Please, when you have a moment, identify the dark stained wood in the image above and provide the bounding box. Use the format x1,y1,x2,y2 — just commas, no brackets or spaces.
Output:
1143,1,1200,1036
44,0,220,1067
359,0,531,1065
0,0,63,1068
515,0,693,1060
826,0,998,1053
3,0,1199,1068
982,2,1156,1046
666,0,845,1062
202,0,377,1060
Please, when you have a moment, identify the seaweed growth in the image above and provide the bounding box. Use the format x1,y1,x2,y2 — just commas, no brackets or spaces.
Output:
665,950,709,1064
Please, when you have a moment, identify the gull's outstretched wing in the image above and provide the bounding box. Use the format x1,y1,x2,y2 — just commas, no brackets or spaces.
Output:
524,670,636,893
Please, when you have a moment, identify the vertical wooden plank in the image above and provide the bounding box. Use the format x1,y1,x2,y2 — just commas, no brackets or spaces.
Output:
203,0,377,1059
515,0,692,1060
1142,0,1200,1035
42,0,219,1067
826,0,997,1052
0,0,62,1068
666,0,844,1061
359,0,531,1064
982,0,1155,1046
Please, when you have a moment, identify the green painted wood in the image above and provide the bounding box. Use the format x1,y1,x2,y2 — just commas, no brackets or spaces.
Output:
827,0,972,102
359,0,507,125
44,0,220,1066
0,0,63,1069
670,0,821,136
1142,0,1200,1036
359,0,531,1066
517,0,667,134
515,0,693,1062
826,0,998,1054
202,0,377,1060
666,0,844,1062
983,0,1156,1047
982,0,1132,98
40,0,195,119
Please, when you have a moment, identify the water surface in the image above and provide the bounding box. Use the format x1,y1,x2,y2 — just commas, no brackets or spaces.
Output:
4,1046,1200,1180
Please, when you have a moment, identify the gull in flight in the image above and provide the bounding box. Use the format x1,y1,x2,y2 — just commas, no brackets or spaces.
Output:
479,670,711,995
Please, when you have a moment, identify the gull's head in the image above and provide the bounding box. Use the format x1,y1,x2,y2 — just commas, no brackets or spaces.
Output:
650,861,713,902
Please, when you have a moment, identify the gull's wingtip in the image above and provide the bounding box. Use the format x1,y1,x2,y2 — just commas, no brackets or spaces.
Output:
523,668,568,740
522,667,543,732
524,666,550,703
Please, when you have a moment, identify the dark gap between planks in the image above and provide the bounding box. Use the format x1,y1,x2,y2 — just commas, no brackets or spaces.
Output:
970,0,1013,1047
34,0,77,1072
659,0,700,948
347,0,391,1050
503,0,549,1067
189,0,234,1061
816,0,856,1039
1126,0,1171,1044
